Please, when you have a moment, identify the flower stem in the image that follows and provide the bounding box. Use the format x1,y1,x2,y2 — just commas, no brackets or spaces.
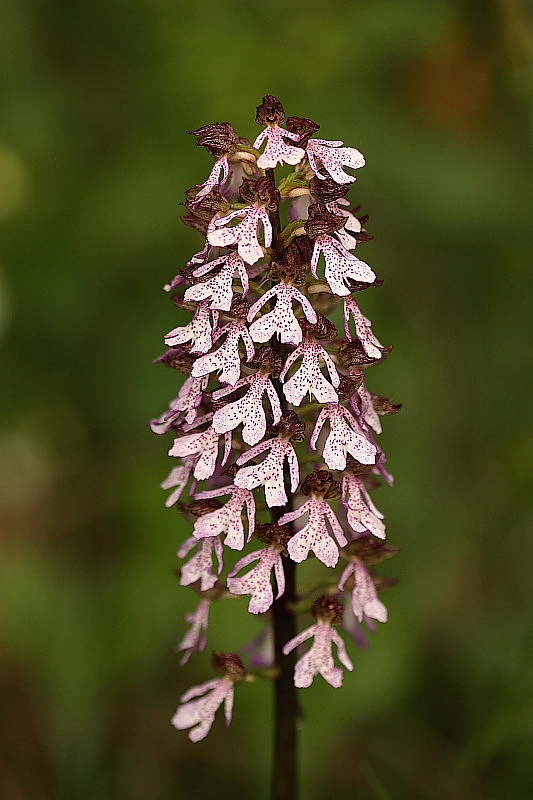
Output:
267,167,300,800
271,555,299,800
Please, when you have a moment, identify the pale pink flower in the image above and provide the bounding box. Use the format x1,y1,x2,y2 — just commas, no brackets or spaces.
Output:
234,436,299,507
342,473,386,540
176,598,211,665
211,373,282,445
169,414,232,481
150,375,208,432
191,155,230,204
161,457,195,507
227,544,285,614
306,138,365,184
191,319,254,386
282,618,353,688
280,341,339,406
311,235,375,297
208,204,272,266
172,676,234,742
184,252,249,312
253,125,304,169
278,496,347,568
356,383,382,434
247,283,317,345
326,198,362,251
178,535,224,591
164,301,218,354
344,296,384,359
192,485,255,551
310,402,378,470
338,560,388,623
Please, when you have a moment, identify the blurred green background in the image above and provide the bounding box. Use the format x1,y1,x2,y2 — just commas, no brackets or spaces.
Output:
1,0,532,797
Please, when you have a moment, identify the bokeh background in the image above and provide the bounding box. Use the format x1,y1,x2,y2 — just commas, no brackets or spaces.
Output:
1,0,533,797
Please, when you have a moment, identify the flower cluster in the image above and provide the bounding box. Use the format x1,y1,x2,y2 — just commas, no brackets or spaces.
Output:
152,96,400,741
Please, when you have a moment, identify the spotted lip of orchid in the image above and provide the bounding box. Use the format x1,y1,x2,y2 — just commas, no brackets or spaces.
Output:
153,96,398,743
184,252,249,312
247,282,317,345
282,597,353,688
192,484,255,551
306,137,365,184
338,560,388,624
173,652,246,742
254,96,305,169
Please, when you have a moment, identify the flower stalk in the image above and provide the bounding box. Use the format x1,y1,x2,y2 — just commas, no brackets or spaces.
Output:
152,96,400,799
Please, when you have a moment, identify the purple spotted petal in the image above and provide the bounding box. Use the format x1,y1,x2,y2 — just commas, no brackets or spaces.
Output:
311,235,375,297
253,126,304,169
172,676,234,742
227,546,284,614
192,485,255,551
176,598,211,665
338,560,388,623
306,138,365,184
248,283,317,345
280,342,339,406
283,620,353,688
177,535,224,591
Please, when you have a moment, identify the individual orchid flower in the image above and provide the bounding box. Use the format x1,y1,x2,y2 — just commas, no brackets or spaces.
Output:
228,548,284,614
338,559,388,623
188,123,241,204
164,300,218,354
176,598,211,665
208,176,280,266
356,383,382,434
160,457,195,507
192,484,255,551
342,471,386,540
282,597,353,688
211,347,283,446
247,282,317,345
280,340,340,406
344,296,384,359
253,95,305,169
169,413,232,481
306,138,365,184
310,402,378,470
326,198,363,250
234,437,297,506
151,374,208,432
234,411,304,507
227,523,288,614
278,471,347,568
184,251,249,312
355,384,402,442
191,304,254,387
193,156,230,203
311,236,375,297
178,534,224,592
172,653,246,742
305,203,376,296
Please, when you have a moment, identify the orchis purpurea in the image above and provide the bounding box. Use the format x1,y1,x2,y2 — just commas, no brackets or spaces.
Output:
152,96,399,797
